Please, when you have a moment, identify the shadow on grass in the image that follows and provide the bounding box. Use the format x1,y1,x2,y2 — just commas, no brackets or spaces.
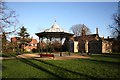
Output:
2,53,17,57
91,53,120,60
90,54,120,65
9,57,97,79
33,59,96,79
16,58,63,79
82,58,120,66
2,65,6,71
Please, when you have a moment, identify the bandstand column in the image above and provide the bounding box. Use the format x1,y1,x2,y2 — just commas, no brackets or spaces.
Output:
46,36,48,54
41,37,43,54
68,37,71,56
38,37,41,54
39,37,43,55
50,37,52,54
66,36,71,56
60,37,62,56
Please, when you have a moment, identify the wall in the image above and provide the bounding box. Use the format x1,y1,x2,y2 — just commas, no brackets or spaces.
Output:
74,41,78,52
88,40,102,53
102,41,112,53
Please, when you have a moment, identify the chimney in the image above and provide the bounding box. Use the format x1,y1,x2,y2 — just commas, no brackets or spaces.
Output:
102,36,104,40
96,28,98,34
82,28,85,36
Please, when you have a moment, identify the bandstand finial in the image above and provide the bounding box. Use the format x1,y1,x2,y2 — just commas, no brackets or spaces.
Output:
55,20,56,23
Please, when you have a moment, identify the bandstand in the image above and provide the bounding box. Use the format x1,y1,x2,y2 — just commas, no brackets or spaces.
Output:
35,21,74,56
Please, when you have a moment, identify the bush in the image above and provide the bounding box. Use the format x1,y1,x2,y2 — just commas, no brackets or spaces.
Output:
32,48,38,53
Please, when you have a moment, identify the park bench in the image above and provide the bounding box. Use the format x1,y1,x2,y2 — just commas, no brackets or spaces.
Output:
39,54,54,59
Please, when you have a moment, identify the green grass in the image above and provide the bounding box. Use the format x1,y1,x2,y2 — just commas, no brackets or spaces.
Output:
2,53,120,79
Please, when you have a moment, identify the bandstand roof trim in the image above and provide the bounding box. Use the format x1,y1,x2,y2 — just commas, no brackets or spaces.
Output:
35,32,74,38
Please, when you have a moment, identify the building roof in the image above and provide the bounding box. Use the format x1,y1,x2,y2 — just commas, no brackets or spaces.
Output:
11,37,37,44
100,37,114,42
11,37,21,42
29,39,37,44
74,34,99,41
44,23,64,32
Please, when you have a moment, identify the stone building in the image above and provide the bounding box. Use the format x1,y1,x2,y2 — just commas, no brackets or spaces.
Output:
72,28,113,53
101,37,113,53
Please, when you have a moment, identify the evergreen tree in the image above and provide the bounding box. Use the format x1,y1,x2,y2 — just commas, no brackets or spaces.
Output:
18,26,31,53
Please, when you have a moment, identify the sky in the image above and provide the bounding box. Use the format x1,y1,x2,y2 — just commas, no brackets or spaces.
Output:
6,2,118,40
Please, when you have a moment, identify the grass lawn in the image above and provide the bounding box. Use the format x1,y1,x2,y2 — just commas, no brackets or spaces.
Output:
1,53,120,79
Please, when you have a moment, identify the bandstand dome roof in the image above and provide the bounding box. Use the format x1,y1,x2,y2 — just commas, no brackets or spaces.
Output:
44,22,65,32
35,21,74,38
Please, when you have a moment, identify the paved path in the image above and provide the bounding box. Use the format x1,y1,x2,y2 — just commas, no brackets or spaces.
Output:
1,53,90,60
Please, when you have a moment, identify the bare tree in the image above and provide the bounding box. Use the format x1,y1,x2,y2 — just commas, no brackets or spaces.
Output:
109,13,120,39
70,24,91,37
109,13,120,52
0,1,19,34
0,1,19,53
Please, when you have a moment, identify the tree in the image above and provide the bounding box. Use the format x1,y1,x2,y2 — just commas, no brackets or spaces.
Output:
0,1,19,34
109,13,120,39
18,26,31,53
2,32,7,53
0,1,19,53
70,24,91,37
109,13,120,52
